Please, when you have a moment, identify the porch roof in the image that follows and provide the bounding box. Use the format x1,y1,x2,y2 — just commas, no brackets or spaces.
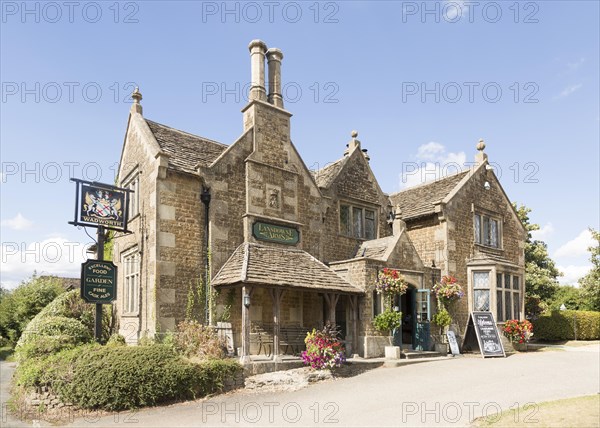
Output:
212,243,364,295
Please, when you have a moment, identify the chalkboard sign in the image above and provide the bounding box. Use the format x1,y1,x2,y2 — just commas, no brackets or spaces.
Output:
463,312,505,358
446,330,461,356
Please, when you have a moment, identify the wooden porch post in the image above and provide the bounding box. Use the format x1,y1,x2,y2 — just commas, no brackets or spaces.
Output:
240,286,254,363
349,295,359,357
269,288,285,360
324,293,340,325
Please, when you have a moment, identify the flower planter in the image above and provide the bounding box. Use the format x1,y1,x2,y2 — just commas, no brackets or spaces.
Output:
512,342,528,352
384,346,401,359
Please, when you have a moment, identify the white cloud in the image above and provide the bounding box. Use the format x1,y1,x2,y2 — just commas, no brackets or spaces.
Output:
554,229,595,259
531,222,554,240
1,213,34,230
0,236,91,289
557,264,592,286
557,84,582,98
566,58,585,72
400,142,467,189
416,142,446,160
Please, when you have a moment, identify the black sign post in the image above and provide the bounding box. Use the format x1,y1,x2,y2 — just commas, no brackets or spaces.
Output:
70,179,130,342
462,312,506,358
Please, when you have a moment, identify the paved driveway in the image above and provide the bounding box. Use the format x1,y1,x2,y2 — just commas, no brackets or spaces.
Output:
4,344,600,427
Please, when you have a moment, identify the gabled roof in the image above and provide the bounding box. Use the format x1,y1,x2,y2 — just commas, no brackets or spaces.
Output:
354,235,399,261
145,119,228,174
212,243,363,294
390,171,470,220
311,157,348,188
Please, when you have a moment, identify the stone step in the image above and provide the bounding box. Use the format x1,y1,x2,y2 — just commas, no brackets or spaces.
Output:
402,350,446,360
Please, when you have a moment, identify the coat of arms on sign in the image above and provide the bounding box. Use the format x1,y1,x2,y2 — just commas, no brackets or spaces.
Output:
83,188,122,221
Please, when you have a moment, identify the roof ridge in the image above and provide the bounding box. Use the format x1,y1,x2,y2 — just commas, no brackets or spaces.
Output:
313,157,346,175
145,118,227,147
390,169,470,196
241,242,250,282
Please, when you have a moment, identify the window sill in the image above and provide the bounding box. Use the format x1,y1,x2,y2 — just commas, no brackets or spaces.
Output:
121,312,140,317
474,243,503,253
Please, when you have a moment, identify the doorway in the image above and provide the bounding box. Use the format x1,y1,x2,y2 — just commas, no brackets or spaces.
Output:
400,286,416,346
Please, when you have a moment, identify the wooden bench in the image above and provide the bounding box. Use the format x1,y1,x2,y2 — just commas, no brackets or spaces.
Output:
281,325,308,355
250,323,309,356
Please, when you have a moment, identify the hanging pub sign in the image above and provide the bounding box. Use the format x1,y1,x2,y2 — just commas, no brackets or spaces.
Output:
69,178,130,232
462,311,506,358
81,260,117,304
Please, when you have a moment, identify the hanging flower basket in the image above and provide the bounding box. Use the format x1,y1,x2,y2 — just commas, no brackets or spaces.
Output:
432,275,464,307
375,268,408,295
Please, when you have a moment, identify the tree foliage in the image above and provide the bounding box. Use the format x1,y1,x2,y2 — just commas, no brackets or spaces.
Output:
578,228,600,311
513,204,562,317
0,274,65,344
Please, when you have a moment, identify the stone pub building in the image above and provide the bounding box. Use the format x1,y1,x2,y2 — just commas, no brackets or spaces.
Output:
113,40,526,359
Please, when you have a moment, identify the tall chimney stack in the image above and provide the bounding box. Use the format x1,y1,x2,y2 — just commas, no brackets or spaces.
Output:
266,48,284,108
248,40,267,102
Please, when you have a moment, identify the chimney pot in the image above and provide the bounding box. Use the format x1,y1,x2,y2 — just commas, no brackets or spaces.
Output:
266,47,284,108
248,40,268,102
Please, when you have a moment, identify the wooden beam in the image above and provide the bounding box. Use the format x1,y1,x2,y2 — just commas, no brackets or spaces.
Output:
349,295,359,357
240,285,253,363
269,288,285,360
325,293,340,325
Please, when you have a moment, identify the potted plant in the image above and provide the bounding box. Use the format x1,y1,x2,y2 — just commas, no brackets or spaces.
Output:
502,319,533,352
373,268,407,358
431,308,452,353
301,323,346,369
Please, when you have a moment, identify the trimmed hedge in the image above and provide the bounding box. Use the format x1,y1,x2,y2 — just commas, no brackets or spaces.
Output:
15,344,242,410
533,310,600,341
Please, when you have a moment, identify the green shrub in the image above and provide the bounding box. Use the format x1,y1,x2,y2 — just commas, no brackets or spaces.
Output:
106,334,126,346
432,309,452,328
15,316,92,361
173,321,226,359
533,310,600,341
574,311,600,340
0,275,65,344
14,344,242,410
372,309,402,333
35,290,111,339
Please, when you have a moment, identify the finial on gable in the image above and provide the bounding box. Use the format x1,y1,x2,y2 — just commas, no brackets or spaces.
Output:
344,130,361,156
475,138,488,165
131,87,143,115
476,138,486,152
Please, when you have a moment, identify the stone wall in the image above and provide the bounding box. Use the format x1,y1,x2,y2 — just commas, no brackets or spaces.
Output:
113,113,162,342
155,170,203,332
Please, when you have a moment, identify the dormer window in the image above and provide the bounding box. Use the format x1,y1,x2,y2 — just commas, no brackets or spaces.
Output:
474,213,500,248
340,203,376,240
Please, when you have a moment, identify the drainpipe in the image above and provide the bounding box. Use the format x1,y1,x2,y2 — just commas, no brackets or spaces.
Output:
200,187,211,325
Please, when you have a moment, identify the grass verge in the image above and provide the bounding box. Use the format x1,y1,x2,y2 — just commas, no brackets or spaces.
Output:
472,395,600,427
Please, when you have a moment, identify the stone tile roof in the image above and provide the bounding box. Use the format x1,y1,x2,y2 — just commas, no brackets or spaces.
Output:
389,171,470,220
212,243,363,294
355,235,398,261
311,157,348,188
146,119,228,173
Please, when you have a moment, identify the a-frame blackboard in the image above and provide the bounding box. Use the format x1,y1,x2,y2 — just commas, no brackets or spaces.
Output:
462,312,505,358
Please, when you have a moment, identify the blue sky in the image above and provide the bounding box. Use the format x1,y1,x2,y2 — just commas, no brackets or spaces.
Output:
1,0,599,288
